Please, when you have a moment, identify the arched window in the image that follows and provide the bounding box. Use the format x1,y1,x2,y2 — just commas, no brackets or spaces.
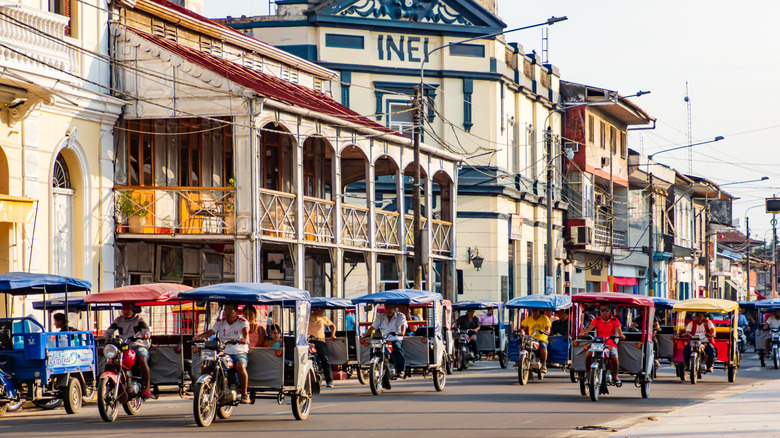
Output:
52,153,71,189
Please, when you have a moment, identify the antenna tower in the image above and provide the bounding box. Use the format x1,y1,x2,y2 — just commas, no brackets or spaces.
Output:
685,81,693,174
541,28,549,64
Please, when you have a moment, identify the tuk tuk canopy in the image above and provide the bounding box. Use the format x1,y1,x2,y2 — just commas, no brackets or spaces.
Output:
452,300,504,310
650,297,678,310
85,283,192,304
755,299,780,311
506,294,572,310
0,272,91,295
178,283,310,305
673,298,739,313
572,292,655,307
311,297,354,309
32,298,121,312
352,289,443,305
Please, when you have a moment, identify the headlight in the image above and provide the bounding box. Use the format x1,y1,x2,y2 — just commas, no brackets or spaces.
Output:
103,344,118,360
201,350,217,361
459,334,469,342
370,341,382,348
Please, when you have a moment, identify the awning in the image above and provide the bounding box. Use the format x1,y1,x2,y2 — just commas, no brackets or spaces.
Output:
610,276,637,286
725,278,746,296
0,195,35,223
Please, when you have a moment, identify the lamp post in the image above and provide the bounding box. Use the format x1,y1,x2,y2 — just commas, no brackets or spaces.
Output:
744,203,766,300
413,17,568,291
647,136,725,297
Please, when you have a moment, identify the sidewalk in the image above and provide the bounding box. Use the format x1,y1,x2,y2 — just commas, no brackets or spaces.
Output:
616,379,780,437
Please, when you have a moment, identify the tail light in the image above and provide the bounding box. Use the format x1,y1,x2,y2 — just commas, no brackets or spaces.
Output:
421,338,427,343
583,345,589,350
275,350,282,357
636,343,642,349
572,341,579,347
607,345,613,351
309,345,317,354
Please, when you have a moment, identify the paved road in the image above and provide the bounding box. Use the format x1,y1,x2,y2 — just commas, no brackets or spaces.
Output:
1,354,776,438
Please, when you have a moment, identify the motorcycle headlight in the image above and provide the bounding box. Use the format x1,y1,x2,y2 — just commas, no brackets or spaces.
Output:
460,334,469,342
371,341,382,348
103,344,118,360
201,350,217,361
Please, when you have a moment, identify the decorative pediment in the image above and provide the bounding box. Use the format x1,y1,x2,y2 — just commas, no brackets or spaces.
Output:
312,0,505,32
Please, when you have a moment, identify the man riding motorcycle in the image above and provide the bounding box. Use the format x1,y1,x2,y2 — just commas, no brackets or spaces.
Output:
363,304,407,378
100,302,152,399
453,309,480,358
579,304,625,385
520,308,552,373
763,308,780,352
682,311,716,373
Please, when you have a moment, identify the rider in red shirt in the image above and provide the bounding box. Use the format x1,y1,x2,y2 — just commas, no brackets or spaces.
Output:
579,304,626,385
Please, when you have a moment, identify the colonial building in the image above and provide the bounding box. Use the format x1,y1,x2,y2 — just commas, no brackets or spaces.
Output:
217,0,568,301
108,0,459,299
561,82,655,294
0,0,123,315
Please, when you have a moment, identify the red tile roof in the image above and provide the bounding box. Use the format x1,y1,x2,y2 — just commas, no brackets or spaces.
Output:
129,28,400,137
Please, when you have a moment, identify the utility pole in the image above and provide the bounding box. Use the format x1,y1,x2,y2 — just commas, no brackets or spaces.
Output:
773,212,778,299
413,85,423,290
704,201,710,299
746,216,751,301
648,174,654,297
545,126,554,294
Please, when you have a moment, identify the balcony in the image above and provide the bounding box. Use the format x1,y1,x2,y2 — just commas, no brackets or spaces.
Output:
303,197,335,244
258,188,296,240
375,210,400,250
432,220,452,256
342,204,369,248
115,187,234,236
594,222,627,248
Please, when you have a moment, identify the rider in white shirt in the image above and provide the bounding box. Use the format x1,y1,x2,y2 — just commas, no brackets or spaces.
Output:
762,308,780,352
363,304,408,378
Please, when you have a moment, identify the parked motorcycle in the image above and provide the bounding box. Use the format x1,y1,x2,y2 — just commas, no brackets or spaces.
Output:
454,329,478,371
517,330,544,385
96,335,148,422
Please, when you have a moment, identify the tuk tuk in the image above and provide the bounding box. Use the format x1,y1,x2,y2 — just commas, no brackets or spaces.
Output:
672,298,739,383
737,300,759,354
310,297,368,384
178,283,316,425
451,300,508,369
754,299,780,368
352,289,448,395
571,292,655,401
84,283,194,422
651,297,678,367
0,272,95,416
506,294,572,384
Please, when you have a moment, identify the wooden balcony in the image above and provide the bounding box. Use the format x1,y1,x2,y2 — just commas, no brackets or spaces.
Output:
342,204,369,248
258,188,296,239
432,220,452,256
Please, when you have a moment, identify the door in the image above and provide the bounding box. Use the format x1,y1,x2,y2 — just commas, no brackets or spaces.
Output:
52,187,74,276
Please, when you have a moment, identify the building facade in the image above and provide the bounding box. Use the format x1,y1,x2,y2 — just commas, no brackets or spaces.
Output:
218,0,568,301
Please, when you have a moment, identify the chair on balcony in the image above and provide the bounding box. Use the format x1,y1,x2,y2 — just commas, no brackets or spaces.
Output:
182,191,223,234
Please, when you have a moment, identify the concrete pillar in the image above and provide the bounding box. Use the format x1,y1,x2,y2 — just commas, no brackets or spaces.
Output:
367,151,377,294
333,148,343,298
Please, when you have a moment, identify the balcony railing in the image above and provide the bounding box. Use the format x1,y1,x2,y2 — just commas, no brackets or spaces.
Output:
115,187,234,235
593,222,627,248
258,188,296,239
376,210,400,250
303,197,335,244
432,220,452,256
342,204,370,247
404,215,428,247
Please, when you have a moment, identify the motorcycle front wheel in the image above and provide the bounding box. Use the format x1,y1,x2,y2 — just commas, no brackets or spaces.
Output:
193,379,217,427
369,360,384,396
774,348,779,369
433,367,446,391
518,356,530,385
97,377,118,422
578,372,587,396
689,354,698,385
458,347,468,371
588,366,602,402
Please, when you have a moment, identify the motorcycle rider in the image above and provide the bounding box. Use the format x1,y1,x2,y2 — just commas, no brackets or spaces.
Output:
100,302,152,399
194,301,250,404
454,309,480,359
363,304,408,378
682,311,716,373
308,306,337,388
520,309,552,373
579,304,625,385
762,308,780,353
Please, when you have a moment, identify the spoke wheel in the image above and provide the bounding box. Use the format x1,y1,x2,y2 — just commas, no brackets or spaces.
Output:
193,379,216,427
588,367,601,402
97,377,118,423
122,396,142,416
499,351,509,369
63,377,83,414
369,360,384,396
357,366,369,385
292,374,312,421
578,372,587,396
518,356,530,385
433,367,446,392
640,375,651,399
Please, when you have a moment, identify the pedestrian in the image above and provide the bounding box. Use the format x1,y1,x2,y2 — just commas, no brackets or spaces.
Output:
308,306,336,387
53,313,78,332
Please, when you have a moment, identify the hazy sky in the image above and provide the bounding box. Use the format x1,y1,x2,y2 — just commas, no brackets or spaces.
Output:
203,0,780,240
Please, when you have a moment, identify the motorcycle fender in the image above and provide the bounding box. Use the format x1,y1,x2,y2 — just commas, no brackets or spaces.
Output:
196,374,213,386
519,350,528,359
99,372,120,385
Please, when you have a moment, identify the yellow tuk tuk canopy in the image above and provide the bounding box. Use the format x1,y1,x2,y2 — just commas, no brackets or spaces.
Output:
0,195,35,223
672,298,739,313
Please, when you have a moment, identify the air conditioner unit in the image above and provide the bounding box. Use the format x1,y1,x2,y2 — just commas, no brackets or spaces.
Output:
572,226,592,245
564,142,579,153
601,156,611,167
595,193,607,206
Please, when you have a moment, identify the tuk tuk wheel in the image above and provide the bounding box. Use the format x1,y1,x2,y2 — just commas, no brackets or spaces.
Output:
7,400,23,412
639,375,651,399
122,397,142,415
570,369,576,383
217,404,234,419
32,398,62,410
63,377,83,414
292,375,312,420
433,368,446,392
578,372,587,396
727,365,736,383
445,355,454,375
676,364,685,381
82,383,96,403
357,367,369,385
499,351,509,369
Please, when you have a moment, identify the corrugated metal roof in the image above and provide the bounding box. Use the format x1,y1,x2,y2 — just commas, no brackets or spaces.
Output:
129,28,401,138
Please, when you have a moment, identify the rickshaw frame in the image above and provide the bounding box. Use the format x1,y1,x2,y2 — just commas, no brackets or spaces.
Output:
650,297,678,366
310,297,367,383
451,300,508,367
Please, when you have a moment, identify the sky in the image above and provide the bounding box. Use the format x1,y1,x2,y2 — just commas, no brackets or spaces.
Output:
202,0,780,242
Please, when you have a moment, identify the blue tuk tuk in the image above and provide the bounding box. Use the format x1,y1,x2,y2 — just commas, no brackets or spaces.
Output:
451,300,508,369
506,294,572,384
650,297,678,368
310,297,368,384
0,272,95,416
737,300,758,353
755,299,780,368
178,283,316,425
352,289,448,395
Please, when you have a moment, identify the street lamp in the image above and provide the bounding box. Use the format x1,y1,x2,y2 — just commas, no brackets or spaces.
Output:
411,17,568,292
744,203,767,301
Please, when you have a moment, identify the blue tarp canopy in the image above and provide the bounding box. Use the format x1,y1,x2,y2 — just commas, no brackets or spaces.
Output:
755,299,780,310
506,294,572,310
352,289,443,305
32,298,121,312
651,297,678,310
738,301,758,309
311,297,354,309
0,272,91,295
178,283,310,304
452,300,503,310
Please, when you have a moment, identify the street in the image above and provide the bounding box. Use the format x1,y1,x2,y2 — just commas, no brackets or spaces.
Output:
1,354,776,438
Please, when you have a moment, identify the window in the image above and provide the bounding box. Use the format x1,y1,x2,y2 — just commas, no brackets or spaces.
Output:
49,0,72,36
588,115,595,144
620,132,627,158
610,126,617,154
526,242,533,295
449,44,485,58
325,34,364,49
387,101,415,138
52,154,71,189
599,121,606,149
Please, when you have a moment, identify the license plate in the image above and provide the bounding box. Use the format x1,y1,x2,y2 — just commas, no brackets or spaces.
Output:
201,350,217,361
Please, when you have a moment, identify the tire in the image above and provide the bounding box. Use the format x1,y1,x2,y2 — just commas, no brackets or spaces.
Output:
97,377,118,423
82,383,96,403
122,396,142,416
291,374,312,421
7,400,23,412
193,379,217,427
677,364,685,381
728,365,736,383
217,404,234,419
518,356,530,385
570,369,576,383
357,367,369,385
458,347,468,371
640,375,651,399
32,398,62,410
446,355,454,375
760,352,766,367
588,367,601,402
369,360,384,396
433,368,446,392
578,372,587,396
63,377,83,415
499,351,509,369
774,348,779,370
689,355,698,385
